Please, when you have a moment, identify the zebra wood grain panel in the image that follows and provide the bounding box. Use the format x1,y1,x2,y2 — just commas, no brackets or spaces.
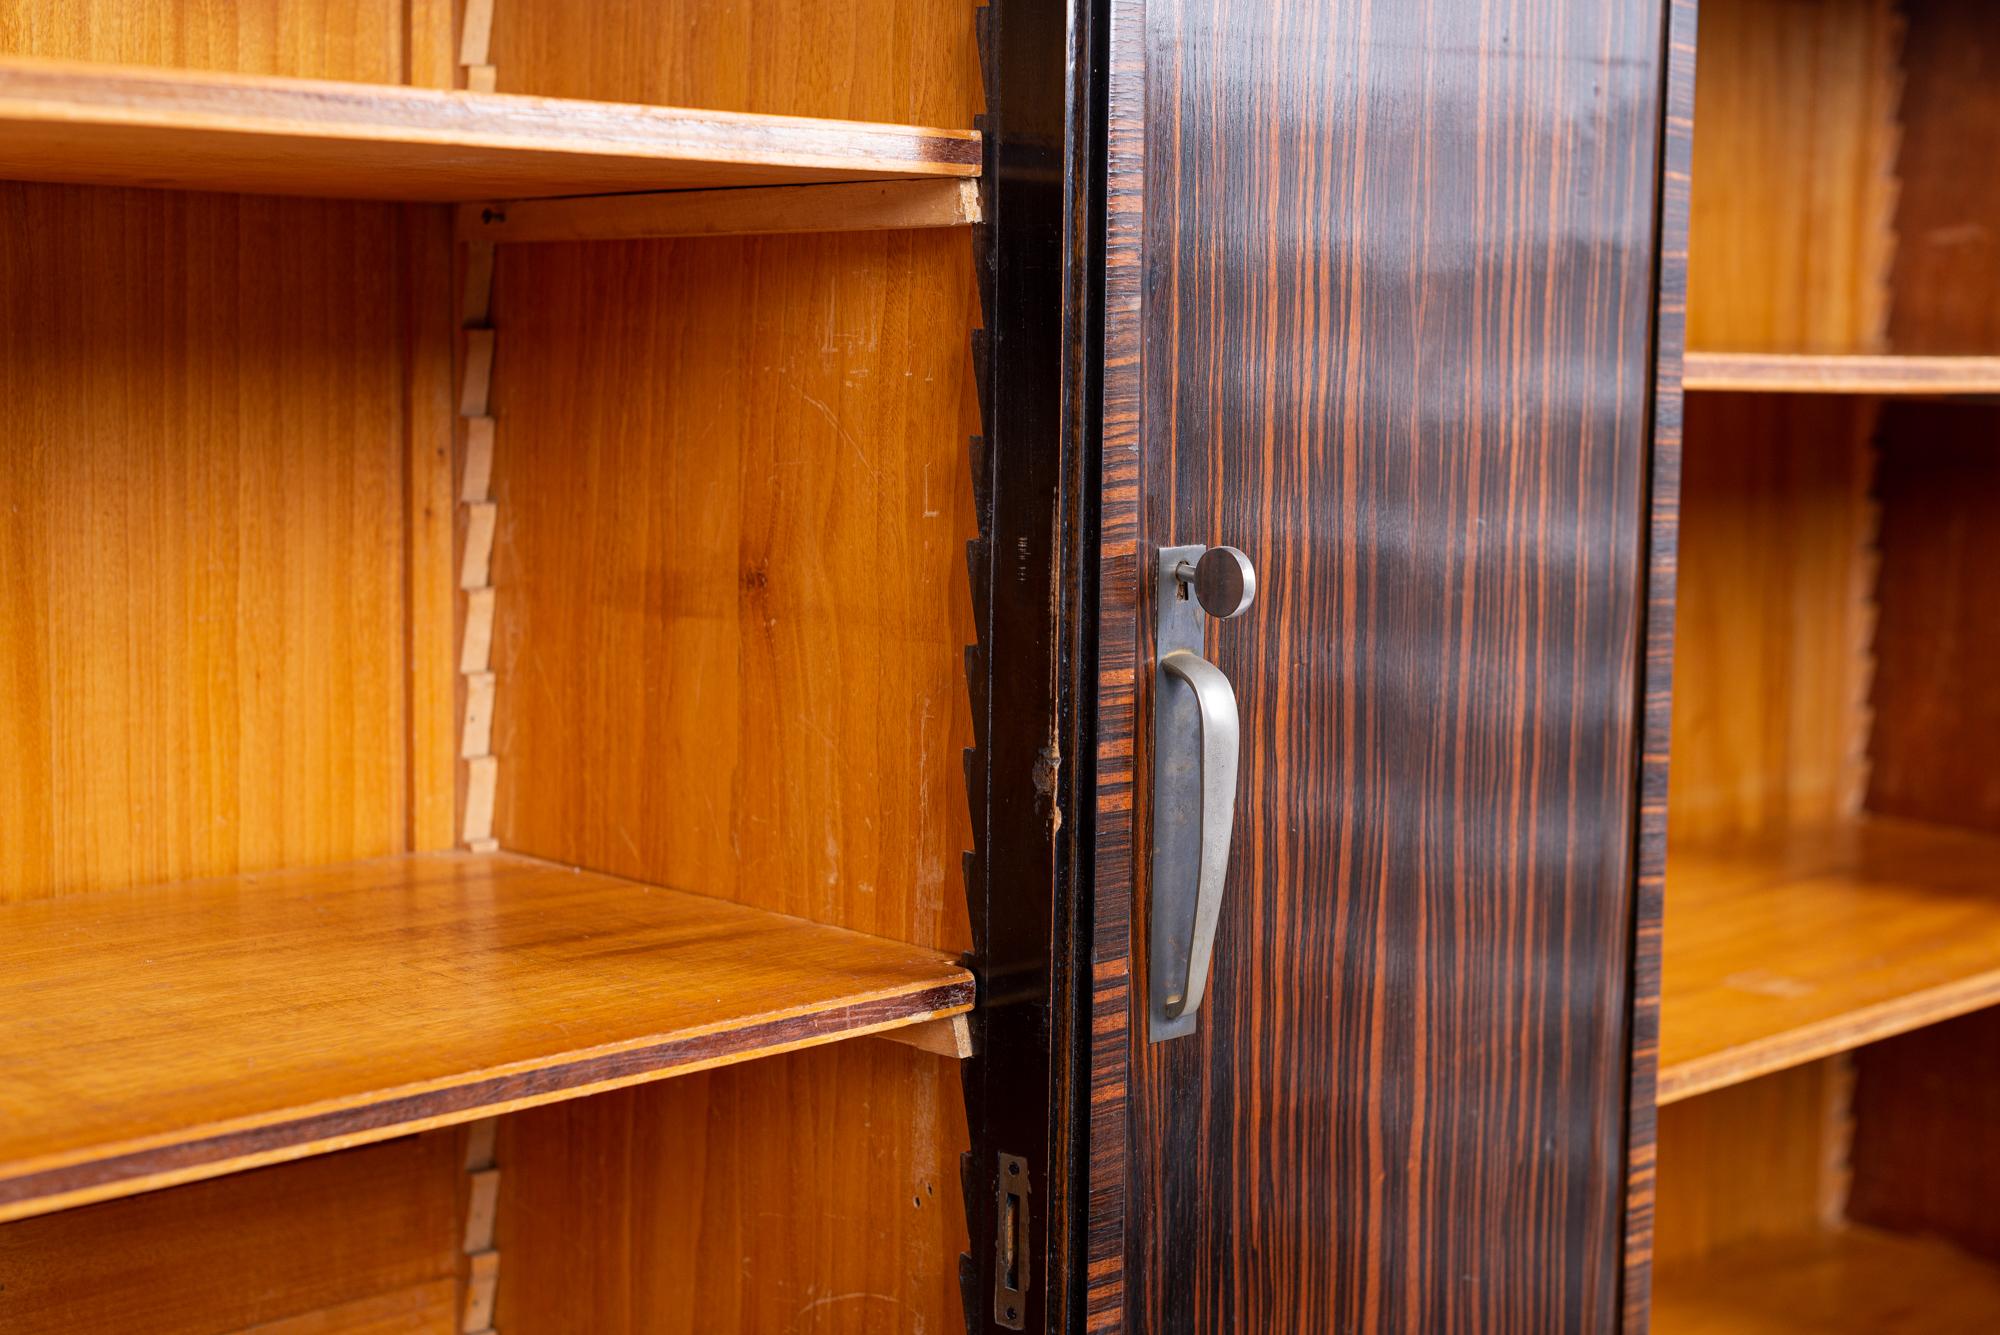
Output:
0,1135,460,1334
0,851,973,1221
1626,3,1698,1323
1103,0,1667,1329
1084,1,1147,1328
0,57,981,202
0,184,411,903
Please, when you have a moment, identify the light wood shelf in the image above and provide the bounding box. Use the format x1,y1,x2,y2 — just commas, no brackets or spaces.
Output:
0,56,981,202
1653,1226,2000,1333
0,852,973,1223
1661,817,2000,1104
1685,351,2000,396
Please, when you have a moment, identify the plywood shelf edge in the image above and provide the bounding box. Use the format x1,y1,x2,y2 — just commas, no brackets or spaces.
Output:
0,55,982,202
1685,350,2000,396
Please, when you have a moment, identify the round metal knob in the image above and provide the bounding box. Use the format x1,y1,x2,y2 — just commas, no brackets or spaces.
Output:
1178,546,1256,619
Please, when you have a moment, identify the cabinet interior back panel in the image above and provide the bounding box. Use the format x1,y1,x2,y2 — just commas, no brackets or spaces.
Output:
0,0,405,82
0,1133,460,1334
0,183,412,901
491,0,979,127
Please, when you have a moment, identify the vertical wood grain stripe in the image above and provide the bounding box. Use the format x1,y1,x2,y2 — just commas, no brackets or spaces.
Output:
1085,0,1147,1327
1624,2,1697,1328
409,203,462,854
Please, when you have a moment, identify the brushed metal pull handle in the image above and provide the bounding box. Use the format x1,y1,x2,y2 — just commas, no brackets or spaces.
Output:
1150,544,1255,1041
1158,649,1239,1022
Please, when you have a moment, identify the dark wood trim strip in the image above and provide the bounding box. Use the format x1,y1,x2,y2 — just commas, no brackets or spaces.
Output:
1623,0,1697,1328
956,1,1083,1331
1083,0,1145,1328
0,980,972,1223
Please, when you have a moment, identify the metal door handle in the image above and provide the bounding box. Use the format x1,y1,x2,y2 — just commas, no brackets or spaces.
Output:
1150,544,1255,1041
1158,649,1238,1021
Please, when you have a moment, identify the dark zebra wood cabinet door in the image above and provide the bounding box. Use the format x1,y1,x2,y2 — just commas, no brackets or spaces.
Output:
1086,0,1671,1329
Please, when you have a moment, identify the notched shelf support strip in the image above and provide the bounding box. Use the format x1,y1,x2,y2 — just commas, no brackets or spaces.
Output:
461,1117,500,1335
456,11,504,1313
876,1013,976,1060
458,254,500,856
456,177,981,245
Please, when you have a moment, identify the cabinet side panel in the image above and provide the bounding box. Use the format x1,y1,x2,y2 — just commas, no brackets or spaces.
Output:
487,190,976,1335
1625,3,1697,1324
490,232,977,952
0,184,411,902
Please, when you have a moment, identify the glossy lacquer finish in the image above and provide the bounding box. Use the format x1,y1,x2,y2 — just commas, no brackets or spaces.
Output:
1098,1,1667,1329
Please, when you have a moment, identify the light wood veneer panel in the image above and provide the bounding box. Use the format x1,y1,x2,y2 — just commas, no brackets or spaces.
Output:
464,11,985,1333
0,58,981,202
1667,394,1878,845
1661,817,2000,1102
492,0,980,127
1654,1060,1852,1269
0,851,973,1221
497,1044,971,1333
0,0,403,82
0,184,411,902
488,230,979,951
0,1134,460,1333
1687,0,1901,354
1867,404,2000,835
1884,0,2000,354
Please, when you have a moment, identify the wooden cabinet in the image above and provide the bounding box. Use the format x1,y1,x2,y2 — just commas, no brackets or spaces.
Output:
1642,0,2000,1329
0,2,1022,1331
5,1,1991,1332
